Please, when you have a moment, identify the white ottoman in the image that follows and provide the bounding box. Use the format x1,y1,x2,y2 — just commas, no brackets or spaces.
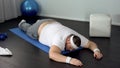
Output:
89,14,112,37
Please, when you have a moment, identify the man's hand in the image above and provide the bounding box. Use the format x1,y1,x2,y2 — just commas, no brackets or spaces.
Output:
94,51,103,59
69,58,83,66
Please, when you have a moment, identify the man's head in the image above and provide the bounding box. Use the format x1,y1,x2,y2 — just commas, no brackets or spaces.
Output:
66,34,81,51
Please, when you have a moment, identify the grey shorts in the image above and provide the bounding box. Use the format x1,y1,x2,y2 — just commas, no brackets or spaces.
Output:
27,19,56,39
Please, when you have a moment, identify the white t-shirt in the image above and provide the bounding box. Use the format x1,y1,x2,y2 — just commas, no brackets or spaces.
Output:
39,22,88,51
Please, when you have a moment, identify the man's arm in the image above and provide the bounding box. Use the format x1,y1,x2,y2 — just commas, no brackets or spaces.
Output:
83,41,103,59
49,45,83,66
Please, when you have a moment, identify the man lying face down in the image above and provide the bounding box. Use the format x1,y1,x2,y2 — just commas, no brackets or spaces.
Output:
18,19,103,67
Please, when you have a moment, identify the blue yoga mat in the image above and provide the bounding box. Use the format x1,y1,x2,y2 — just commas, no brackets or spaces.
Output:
9,28,83,55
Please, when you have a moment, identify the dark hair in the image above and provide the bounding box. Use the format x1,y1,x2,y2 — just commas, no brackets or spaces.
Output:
72,35,81,47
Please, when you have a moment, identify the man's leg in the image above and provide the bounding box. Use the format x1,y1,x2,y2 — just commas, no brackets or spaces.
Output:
18,20,37,39
26,20,41,39
18,20,31,32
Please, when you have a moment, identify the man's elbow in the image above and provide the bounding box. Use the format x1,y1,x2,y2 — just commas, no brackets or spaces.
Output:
49,51,56,60
49,53,53,59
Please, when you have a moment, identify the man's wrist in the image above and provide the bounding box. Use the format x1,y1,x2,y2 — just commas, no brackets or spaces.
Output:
93,48,100,52
66,56,72,63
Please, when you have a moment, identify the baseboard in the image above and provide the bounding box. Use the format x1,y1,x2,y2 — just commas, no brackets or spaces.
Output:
112,22,120,26
40,14,89,22
40,15,120,26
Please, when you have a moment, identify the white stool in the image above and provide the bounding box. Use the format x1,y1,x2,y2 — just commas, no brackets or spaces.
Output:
89,14,112,37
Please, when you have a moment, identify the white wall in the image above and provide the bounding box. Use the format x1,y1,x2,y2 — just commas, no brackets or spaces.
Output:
37,0,120,26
